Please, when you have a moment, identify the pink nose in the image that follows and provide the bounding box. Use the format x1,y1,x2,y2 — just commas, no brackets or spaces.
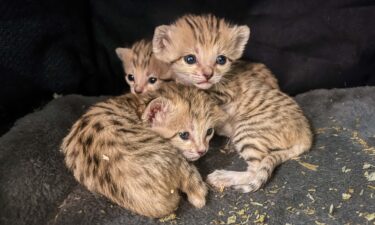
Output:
202,67,213,80
203,73,213,80
134,87,143,94
197,150,206,156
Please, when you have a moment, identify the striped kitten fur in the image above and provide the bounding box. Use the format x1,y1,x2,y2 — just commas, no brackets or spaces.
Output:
152,14,312,192
153,14,251,90
206,70,312,192
61,83,226,218
116,39,172,95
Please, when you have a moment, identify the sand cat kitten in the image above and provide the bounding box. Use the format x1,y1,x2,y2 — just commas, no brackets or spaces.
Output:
61,84,226,218
152,14,278,90
206,72,312,192
152,14,312,192
116,39,172,95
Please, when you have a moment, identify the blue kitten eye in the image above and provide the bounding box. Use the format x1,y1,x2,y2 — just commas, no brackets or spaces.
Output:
184,54,196,64
148,77,157,84
216,55,227,65
206,128,214,136
127,74,135,81
179,131,190,140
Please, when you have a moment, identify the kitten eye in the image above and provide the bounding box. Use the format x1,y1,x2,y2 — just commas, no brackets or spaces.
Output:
179,131,190,140
148,77,157,84
184,54,196,65
216,55,227,65
127,74,135,81
206,128,214,136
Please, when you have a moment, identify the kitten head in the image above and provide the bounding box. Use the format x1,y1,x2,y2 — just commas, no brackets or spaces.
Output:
142,84,227,161
152,14,250,89
116,40,171,95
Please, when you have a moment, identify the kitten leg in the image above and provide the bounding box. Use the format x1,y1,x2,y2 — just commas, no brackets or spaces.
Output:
180,161,208,208
233,144,310,193
230,154,277,193
209,128,273,192
207,132,269,189
231,184,255,193
206,170,255,189
225,127,272,192
230,159,262,192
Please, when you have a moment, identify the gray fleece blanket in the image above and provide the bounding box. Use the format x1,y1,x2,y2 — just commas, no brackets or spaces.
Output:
0,87,374,225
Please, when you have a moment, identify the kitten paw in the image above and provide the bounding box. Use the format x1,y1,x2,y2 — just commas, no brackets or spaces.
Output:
187,183,207,209
206,170,235,189
232,184,253,193
189,195,206,209
232,182,261,193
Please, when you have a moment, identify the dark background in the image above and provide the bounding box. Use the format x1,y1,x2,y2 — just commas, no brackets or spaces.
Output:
1,0,374,135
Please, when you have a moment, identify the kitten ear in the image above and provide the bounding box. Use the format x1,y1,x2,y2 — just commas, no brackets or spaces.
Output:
152,25,173,61
115,47,132,62
231,25,250,59
142,97,173,127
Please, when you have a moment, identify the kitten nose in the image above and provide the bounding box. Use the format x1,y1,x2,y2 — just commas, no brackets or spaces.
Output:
134,86,143,94
197,150,206,156
202,67,213,80
203,73,213,80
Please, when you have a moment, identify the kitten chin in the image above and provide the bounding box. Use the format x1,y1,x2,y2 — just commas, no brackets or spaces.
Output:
194,81,214,89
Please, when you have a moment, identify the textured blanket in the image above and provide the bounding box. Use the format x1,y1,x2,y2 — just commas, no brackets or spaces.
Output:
0,87,374,225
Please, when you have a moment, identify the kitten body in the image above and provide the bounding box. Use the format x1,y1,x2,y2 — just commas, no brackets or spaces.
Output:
206,70,312,192
61,84,225,217
116,40,172,95
153,14,312,192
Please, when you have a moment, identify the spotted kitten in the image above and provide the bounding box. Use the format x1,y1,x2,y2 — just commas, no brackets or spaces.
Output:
152,14,312,192
116,39,172,95
61,84,226,218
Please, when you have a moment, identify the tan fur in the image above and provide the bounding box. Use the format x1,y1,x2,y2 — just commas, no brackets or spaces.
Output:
152,14,250,89
229,60,279,90
116,40,172,95
153,14,312,193
206,71,313,192
60,83,226,218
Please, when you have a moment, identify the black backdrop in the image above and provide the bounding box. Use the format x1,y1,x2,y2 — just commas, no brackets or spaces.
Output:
1,0,375,134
